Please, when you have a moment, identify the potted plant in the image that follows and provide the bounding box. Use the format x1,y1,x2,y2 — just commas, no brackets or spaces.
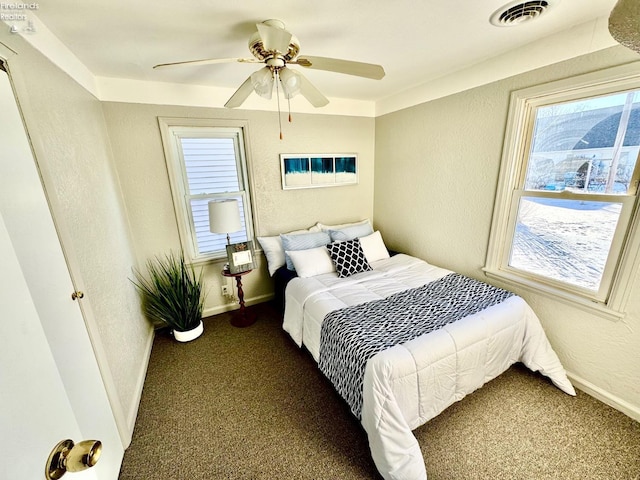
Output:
131,251,206,342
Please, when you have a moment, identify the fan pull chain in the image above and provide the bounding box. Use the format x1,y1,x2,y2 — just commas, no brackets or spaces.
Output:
275,71,283,140
288,97,292,123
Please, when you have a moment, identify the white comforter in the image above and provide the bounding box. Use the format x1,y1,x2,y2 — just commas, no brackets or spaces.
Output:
283,254,575,480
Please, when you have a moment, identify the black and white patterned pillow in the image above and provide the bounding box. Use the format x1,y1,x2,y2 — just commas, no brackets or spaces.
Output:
327,239,372,278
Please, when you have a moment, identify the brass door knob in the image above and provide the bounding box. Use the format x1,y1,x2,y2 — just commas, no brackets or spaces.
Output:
46,439,102,479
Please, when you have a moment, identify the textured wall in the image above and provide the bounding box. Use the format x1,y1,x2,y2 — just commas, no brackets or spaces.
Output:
375,45,640,418
101,102,375,315
609,0,640,55
0,31,151,442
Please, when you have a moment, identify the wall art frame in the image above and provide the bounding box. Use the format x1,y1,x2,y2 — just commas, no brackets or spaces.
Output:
280,153,358,190
225,241,255,274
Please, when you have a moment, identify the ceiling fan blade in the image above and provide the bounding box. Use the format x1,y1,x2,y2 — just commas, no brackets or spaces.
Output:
297,72,329,108
256,22,293,53
293,56,385,80
224,75,255,108
153,57,257,69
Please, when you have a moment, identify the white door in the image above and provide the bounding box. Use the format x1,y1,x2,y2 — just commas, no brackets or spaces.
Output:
0,65,123,479
0,213,98,480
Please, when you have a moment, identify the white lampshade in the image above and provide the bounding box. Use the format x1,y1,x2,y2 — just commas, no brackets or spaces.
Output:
208,199,242,236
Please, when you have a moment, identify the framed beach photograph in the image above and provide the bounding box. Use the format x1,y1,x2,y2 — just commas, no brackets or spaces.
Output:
280,154,358,190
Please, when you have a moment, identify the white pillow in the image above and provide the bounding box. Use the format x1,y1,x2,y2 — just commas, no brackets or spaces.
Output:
286,247,336,278
257,225,319,276
316,218,370,232
359,231,390,263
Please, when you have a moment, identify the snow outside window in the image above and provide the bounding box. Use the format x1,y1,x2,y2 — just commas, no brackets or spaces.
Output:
485,64,640,316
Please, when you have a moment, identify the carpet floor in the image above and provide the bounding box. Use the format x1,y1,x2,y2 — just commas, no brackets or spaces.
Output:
118,302,640,480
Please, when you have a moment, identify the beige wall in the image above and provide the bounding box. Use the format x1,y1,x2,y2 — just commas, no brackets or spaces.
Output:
0,32,151,442
101,102,375,315
375,45,640,418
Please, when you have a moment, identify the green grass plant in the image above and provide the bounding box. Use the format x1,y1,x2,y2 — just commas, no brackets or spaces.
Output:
131,251,205,332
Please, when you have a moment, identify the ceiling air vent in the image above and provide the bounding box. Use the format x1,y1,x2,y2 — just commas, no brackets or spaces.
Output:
490,0,559,27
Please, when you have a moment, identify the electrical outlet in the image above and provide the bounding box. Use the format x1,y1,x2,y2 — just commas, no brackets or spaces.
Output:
221,285,230,296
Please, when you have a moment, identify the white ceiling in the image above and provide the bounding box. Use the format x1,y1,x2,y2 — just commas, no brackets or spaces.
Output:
28,0,620,106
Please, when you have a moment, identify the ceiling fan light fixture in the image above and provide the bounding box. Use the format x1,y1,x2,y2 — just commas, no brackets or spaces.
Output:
278,68,301,99
490,0,560,27
250,67,274,99
156,18,383,112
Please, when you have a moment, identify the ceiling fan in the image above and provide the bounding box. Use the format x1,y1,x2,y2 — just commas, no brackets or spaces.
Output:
153,19,386,110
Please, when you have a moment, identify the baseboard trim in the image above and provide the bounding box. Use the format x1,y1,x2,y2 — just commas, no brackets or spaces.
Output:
124,326,155,448
203,293,274,318
567,371,640,422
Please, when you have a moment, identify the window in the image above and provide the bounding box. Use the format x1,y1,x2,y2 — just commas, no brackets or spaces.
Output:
159,118,254,263
485,64,640,316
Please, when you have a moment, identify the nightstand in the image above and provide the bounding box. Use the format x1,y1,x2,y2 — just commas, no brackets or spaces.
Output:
222,269,256,327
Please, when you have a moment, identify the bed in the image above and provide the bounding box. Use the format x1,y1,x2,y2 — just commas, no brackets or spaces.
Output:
260,223,576,480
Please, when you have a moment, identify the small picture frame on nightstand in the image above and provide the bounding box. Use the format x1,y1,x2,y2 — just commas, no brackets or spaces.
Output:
226,241,255,274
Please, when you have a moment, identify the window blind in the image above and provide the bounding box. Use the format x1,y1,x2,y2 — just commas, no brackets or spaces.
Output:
180,136,249,257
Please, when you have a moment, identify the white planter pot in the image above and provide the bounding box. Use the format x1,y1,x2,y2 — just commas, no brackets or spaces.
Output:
173,321,203,342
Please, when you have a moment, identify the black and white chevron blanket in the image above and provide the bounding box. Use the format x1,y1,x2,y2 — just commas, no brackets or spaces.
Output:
318,273,514,419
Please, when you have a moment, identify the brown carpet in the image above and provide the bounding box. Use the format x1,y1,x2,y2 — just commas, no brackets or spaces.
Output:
119,302,640,480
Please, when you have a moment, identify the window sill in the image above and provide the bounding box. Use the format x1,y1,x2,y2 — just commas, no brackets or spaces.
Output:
190,249,265,269
189,255,227,268
482,267,626,322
